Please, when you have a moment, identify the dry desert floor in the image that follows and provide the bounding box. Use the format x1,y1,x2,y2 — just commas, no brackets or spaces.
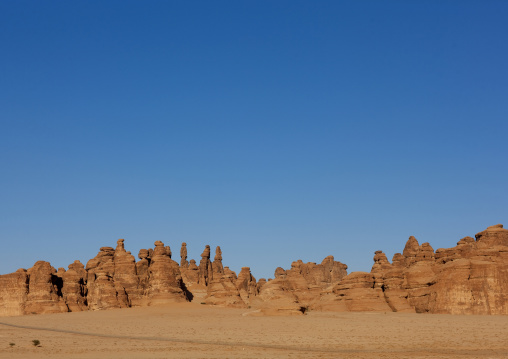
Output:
0,303,507,358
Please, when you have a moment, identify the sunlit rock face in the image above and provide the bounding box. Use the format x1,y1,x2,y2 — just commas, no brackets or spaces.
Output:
0,269,29,316
0,224,507,316
146,241,187,305
61,260,87,312
364,224,508,315
24,261,68,315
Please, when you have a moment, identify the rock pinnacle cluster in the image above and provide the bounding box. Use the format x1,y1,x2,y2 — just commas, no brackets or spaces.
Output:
1,224,507,316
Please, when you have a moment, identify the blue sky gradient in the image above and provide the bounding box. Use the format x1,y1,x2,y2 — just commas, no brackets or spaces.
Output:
1,1,507,279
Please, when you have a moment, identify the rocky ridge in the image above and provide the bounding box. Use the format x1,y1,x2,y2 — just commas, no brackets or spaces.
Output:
0,224,507,316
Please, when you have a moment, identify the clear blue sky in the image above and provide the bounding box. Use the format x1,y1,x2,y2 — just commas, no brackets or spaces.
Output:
1,1,507,280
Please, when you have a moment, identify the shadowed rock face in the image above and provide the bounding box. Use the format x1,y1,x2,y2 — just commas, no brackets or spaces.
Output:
0,224,507,316
61,260,87,312
24,261,68,315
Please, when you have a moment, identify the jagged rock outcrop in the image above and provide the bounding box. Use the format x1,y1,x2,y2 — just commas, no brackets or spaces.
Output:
0,269,28,316
212,246,224,275
24,261,68,314
180,242,189,268
203,246,245,307
180,245,215,302
136,248,151,294
205,272,245,307
181,259,199,285
198,245,213,285
371,252,414,313
61,260,87,312
364,224,508,315
428,224,508,314
252,273,304,315
476,224,508,247
265,224,508,315
236,267,257,302
257,290,304,315
85,241,187,310
253,256,349,314
86,247,121,310
255,256,348,312
318,255,349,285
1,224,507,316
113,239,143,307
146,241,187,305
257,278,267,292
224,266,237,280
329,272,392,312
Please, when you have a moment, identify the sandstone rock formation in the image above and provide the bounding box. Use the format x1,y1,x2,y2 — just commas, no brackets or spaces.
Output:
359,224,508,315
235,267,257,302
146,241,187,305
136,248,151,295
198,245,212,285
0,224,507,316
113,239,143,307
24,261,68,315
181,259,199,286
0,269,28,316
212,246,224,275
255,256,349,314
86,247,121,310
203,246,248,307
205,273,245,308
180,242,188,268
61,260,87,312
327,271,392,312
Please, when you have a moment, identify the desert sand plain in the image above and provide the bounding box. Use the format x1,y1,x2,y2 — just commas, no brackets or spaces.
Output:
0,302,507,359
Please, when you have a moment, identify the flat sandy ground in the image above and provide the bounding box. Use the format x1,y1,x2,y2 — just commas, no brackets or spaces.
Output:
0,303,507,359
